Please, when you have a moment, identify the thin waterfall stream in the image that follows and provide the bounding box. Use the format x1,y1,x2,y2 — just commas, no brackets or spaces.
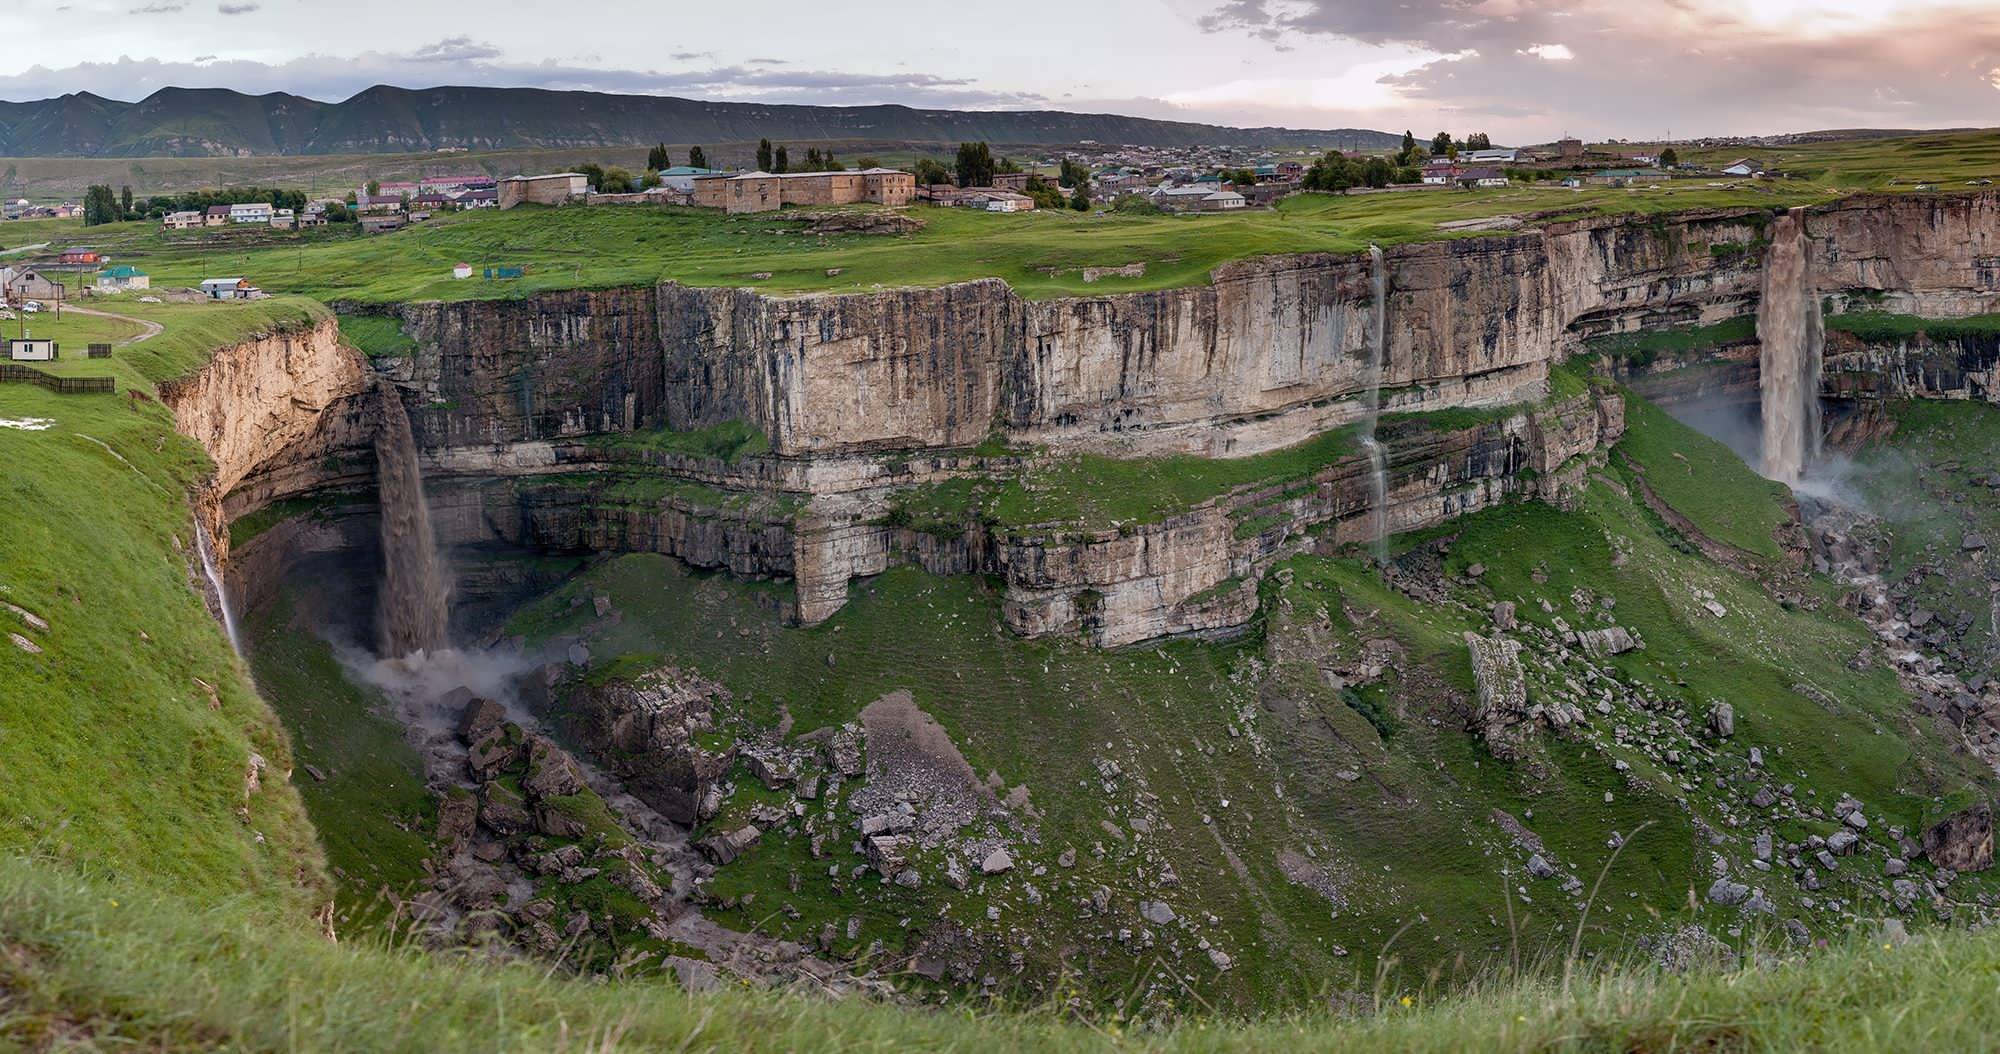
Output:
1360,244,1391,566
192,513,242,655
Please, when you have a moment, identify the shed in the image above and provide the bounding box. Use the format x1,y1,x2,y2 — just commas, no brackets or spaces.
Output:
8,338,58,361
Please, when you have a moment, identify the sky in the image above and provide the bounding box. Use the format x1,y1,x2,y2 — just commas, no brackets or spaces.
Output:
3,0,1998,142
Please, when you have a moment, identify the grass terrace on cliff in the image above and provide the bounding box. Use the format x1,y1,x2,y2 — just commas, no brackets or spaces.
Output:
28,179,1830,304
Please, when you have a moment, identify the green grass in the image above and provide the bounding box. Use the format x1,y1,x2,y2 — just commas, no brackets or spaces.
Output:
1613,392,1794,559
1583,316,1757,366
583,419,771,463
335,312,417,358
1685,129,2000,192
21,180,1832,306
0,378,324,909
1826,311,2000,344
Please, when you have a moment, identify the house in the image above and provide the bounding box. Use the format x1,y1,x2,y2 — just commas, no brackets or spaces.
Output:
980,191,1034,213
454,188,499,209
59,250,101,266
655,166,721,193
203,206,230,227
1557,137,1585,160
269,208,296,229
1587,168,1670,186
7,338,57,362
95,265,149,292
689,169,916,213
1455,167,1509,188
229,203,274,224
162,211,204,230
1460,148,1519,164
1721,159,1762,177
453,263,474,280
1421,160,1458,186
409,194,452,213
1202,190,1248,210
0,267,64,302
53,204,82,219
199,277,257,300
354,195,405,215
497,173,588,209
991,172,1032,192
359,214,407,234
296,211,328,229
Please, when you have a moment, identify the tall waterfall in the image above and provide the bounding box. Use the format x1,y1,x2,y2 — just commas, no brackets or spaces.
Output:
192,513,243,655
1359,245,1391,566
373,379,450,657
1757,207,1824,485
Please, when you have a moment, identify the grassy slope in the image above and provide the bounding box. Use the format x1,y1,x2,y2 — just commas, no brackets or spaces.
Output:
22,180,1827,305
0,299,330,908
1684,129,2000,190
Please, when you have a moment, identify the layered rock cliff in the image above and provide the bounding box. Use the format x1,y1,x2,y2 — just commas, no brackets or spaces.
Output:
192,191,2000,647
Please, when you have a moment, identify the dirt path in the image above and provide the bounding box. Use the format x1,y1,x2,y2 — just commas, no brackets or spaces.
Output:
63,305,164,346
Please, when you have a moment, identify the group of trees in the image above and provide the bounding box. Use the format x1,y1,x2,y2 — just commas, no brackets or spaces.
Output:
1301,151,1405,193
81,185,128,226
645,143,709,171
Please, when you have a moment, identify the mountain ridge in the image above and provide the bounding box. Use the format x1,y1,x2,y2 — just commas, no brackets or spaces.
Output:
0,84,1399,157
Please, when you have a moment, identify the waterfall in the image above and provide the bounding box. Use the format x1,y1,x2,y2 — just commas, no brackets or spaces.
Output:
1757,207,1824,485
373,379,451,658
1359,245,1391,566
192,514,243,655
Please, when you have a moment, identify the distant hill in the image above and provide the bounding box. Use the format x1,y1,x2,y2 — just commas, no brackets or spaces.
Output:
0,85,1397,157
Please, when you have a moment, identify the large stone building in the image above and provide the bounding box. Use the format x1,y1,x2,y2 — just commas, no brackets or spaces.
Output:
499,173,589,210
690,168,916,214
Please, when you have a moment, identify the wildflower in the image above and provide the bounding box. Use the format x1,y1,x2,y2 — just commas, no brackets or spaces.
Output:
1399,995,1414,1008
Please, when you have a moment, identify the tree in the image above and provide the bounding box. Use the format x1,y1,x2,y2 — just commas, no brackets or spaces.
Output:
955,142,995,189
323,201,352,223
913,158,951,186
1394,165,1421,185
1059,158,1092,188
1023,175,1066,210
119,185,133,220
1303,150,1358,193
1069,185,1090,211
1228,168,1257,187
366,180,381,197
756,138,773,172
1431,132,1453,156
1401,130,1417,156
646,143,671,171
1466,132,1492,151
577,162,606,190
996,155,1023,175
855,156,880,169
640,170,662,190
598,167,637,194
1659,147,1679,168
83,184,119,226
773,145,790,173
688,145,707,169
1361,156,1394,189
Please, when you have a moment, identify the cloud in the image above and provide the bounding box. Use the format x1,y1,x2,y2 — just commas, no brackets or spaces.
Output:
0,42,1046,110
216,1,257,12
1199,0,2000,137
746,58,788,67
129,2,184,11
669,51,713,62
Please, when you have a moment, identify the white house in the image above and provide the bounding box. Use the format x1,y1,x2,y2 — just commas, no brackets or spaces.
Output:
229,203,274,224
162,210,204,230
7,338,58,361
95,265,150,292
1421,162,1458,186
200,277,256,300
453,262,474,280
1202,190,1247,210
269,208,296,229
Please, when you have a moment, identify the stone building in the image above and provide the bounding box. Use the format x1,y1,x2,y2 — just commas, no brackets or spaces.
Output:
690,168,916,214
499,173,589,210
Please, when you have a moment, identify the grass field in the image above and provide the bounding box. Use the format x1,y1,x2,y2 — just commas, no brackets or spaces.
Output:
4,178,1831,305
1684,129,2000,191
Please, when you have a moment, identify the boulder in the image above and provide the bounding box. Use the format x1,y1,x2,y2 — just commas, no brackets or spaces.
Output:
1922,802,1994,873
466,726,521,783
457,697,507,745
666,955,720,994
435,791,477,853
477,781,531,836
698,825,763,865
1706,878,1750,906
523,736,585,800
1708,702,1735,739
980,848,1014,875
1139,900,1177,926
1578,627,1639,657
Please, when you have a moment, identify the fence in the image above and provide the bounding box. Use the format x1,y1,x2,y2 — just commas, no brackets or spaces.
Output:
0,364,116,394
87,343,112,359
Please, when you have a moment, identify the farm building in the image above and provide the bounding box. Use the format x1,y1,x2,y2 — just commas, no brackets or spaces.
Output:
199,277,258,300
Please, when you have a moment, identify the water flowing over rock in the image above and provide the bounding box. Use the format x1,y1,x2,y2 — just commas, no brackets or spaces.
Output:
191,509,242,655
1360,245,1391,565
373,379,450,657
1758,207,1824,485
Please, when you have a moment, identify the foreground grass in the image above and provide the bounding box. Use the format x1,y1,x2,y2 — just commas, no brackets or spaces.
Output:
6,855,2000,1052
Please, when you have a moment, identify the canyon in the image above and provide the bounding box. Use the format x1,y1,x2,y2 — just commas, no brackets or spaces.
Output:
165,191,2000,651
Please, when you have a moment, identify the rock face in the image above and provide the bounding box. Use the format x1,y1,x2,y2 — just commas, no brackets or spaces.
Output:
183,193,2000,648
1923,803,1995,873
543,666,735,826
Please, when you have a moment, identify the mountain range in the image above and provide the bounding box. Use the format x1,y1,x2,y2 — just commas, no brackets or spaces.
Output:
0,85,1398,158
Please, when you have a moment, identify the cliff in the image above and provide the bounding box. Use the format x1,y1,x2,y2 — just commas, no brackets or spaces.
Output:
202,191,2000,646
